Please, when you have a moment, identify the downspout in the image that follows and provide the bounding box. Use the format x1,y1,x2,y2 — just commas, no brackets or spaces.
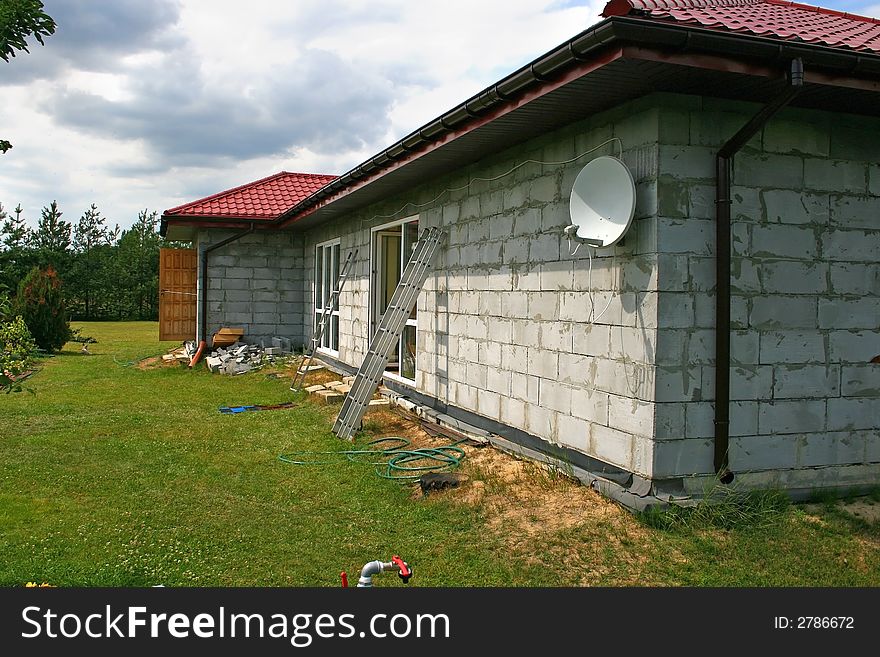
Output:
199,226,256,345
714,58,804,482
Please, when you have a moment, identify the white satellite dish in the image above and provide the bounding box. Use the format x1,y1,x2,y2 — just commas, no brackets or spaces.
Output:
568,156,636,247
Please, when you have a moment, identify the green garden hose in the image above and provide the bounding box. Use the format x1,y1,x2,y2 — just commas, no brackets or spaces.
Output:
278,437,466,482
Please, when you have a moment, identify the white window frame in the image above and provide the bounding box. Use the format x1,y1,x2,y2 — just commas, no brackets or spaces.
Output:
314,237,341,356
370,215,419,385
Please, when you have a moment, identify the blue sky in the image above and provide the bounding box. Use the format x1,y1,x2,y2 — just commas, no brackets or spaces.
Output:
1,1,877,231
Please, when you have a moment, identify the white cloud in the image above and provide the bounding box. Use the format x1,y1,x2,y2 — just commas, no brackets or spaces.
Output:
0,1,617,230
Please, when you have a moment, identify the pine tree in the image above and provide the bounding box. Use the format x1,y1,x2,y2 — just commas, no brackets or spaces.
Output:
0,202,35,292
12,265,71,352
70,203,118,319
31,200,71,275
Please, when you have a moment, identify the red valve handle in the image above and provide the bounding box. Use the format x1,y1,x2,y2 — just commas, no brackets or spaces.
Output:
391,555,412,583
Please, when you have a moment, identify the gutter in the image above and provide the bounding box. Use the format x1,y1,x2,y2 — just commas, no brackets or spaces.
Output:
713,58,805,482
199,226,255,344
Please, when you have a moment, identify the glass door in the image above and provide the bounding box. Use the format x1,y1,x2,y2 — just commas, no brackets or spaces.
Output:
371,219,418,381
315,240,340,353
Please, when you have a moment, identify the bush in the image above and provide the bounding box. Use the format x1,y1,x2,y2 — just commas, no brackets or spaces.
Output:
12,266,71,352
1,314,37,393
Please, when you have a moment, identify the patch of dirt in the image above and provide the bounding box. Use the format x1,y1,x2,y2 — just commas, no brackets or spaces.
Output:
803,496,880,525
840,498,880,524
355,405,666,585
136,356,184,371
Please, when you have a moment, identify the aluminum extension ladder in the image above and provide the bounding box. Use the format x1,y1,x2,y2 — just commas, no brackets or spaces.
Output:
290,248,358,391
333,227,444,439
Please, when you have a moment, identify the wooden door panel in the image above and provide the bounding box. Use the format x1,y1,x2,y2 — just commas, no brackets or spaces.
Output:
159,248,197,341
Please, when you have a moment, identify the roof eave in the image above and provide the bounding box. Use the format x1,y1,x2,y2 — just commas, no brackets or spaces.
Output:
275,16,880,228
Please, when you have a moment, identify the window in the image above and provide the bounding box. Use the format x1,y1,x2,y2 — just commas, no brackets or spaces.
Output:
315,239,341,354
371,218,419,382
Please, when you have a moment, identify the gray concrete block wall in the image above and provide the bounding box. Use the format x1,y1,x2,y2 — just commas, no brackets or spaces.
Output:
197,229,305,347
653,96,880,491
301,97,665,477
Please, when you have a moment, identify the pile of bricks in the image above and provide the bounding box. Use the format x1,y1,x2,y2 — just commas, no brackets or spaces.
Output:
303,376,390,406
204,336,296,375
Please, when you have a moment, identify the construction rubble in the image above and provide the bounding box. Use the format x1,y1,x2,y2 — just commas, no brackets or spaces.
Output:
204,337,297,375
162,338,299,375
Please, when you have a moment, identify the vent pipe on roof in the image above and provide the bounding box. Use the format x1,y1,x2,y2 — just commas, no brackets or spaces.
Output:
714,58,804,483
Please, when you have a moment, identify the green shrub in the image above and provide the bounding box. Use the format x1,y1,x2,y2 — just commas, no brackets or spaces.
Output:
12,266,71,352
1,314,37,393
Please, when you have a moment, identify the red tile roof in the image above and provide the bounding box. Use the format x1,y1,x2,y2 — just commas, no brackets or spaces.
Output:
602,0,880,53
164,171,336,220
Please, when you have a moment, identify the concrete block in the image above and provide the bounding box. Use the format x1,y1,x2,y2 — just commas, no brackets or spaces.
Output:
762,189,829,225
500,396,527,428
764,118,829,156
368,399,390,406
510,373,540,404
477,388,501,419
759,331,825,364
830,263,880,296
527,348,559,379
539,380,572,414
488,212,514,240
524,404,555,439
798,431,866,467
751,224,817,260
821,228,880,262
871,165,880,196
805,160,867,194
528,175,558,203
540,322,572,352
501,291,529,319
829,330,880,363
831,194,880,230
572,324,611,357
607,394,654,437
657,176,689,219
658,144,715,180
762,261,827,295
657,293,694,328
590,424,634,470
528,292,557,321
819,297,880,330
502,344,529,374
684,401,713,439
827,397,879,431
656,365,702,402
313,390,344,404
512,207,540,235
750,296,817,330
759,399,826,434
538,262,572,291
304,385,326,393
656,217,714,255
731,401,759,436
205,356,223,373
841,364,880,397
466,362,488,389
729,434,798,471
570,388,609,425
733,152,803,189
655,402,686,440
486,366,511,396
652,439,714,478
556,414,590,452
772,364,839,399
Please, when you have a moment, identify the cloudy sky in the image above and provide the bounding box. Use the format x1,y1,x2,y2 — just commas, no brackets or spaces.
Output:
1,0,878,231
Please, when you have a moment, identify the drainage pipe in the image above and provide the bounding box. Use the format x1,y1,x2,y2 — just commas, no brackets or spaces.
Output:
714,58,804,482
199,226,255,345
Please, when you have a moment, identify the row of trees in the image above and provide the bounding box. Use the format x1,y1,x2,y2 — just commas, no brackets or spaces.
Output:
0,201,182,321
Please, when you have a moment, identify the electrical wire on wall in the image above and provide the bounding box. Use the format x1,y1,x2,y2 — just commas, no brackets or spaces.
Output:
359,137,624,228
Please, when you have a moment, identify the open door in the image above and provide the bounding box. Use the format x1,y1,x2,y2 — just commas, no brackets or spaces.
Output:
159,248,197,341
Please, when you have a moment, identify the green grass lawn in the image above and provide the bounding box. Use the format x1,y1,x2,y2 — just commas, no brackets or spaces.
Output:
2,322,878,586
